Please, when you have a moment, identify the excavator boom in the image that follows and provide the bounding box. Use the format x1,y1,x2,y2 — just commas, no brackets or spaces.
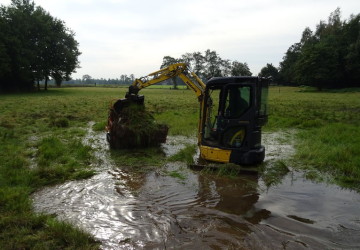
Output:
126,63,205,99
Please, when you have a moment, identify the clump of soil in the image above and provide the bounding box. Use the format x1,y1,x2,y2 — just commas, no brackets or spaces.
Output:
107,100,168,149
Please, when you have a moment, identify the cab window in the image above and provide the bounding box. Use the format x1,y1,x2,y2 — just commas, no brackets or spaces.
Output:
203,88,221,139
224,86,250,118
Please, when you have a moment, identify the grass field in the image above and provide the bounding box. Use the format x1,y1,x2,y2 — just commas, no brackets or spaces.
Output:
267,86,360,188
0,86,359,248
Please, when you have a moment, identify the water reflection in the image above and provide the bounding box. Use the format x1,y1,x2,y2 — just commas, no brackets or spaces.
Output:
32,127,360,249
132,167,265,248
253,172,360,249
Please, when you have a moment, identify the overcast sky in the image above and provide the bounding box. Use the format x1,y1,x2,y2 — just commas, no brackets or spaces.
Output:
1,0,359,79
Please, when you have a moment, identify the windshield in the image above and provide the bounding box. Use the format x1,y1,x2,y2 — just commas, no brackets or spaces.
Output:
224,86,251,118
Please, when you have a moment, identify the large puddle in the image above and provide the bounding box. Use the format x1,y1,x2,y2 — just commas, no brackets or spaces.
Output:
32,126,360,249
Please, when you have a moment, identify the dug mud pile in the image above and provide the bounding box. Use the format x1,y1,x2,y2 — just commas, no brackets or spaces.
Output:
106,100,168,149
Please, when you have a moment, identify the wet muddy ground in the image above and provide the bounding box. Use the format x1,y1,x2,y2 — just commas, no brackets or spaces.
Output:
32,125,360,249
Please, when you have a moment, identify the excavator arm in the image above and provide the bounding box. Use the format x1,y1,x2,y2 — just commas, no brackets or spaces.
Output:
126,63,206,100
107,62,207,150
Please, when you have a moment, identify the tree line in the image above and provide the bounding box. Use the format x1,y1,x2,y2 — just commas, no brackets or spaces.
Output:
77,50,251,88
1,2,358,92
159,50,252,88
0,0,80,91
50,74,136,85
261,9,360,90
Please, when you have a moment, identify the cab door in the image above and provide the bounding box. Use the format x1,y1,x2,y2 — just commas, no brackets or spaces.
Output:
220,83,253,149
201,81,254,148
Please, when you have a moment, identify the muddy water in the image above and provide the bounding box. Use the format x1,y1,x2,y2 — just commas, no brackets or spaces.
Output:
32,126,360,249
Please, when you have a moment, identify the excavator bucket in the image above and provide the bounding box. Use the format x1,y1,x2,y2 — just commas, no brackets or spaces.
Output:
112,94,145,114
106,94,168,149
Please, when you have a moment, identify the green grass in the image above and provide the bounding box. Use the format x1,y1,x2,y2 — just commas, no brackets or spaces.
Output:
266,86,360,130
0,86,360,247
35,136,96,185
294,123,360,187
260,160,290,187
146,84,188,89
0,214,99,249
145,89,199,136
110,147,166,170
0,88,111,249
166,170,187,181
267,86,360,189
168,144,197,164
93,120,107,131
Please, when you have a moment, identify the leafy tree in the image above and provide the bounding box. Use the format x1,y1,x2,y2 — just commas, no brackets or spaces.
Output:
278,8,360,89
160,50,253,86
47,19,80,88
129,74,135,82
231,61,252,76
160,56,179,88
0,12,11,80
0,0,37,91
220,59,232,77
259,63,279,81
82,74,92,84
296,35,340,90
160,56,178,68
278,42,302,84
31,8,80,89
343,14,360,86
191,51,205,78
204,49,222,78
0,0,80,91
180,52,193,66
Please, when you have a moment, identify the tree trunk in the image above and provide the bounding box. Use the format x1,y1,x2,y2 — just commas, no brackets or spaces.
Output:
172,78,178,89
37,80,40,91
45,77,48,91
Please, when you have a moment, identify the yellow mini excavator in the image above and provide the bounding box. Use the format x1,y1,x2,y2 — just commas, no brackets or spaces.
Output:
106,63,270,165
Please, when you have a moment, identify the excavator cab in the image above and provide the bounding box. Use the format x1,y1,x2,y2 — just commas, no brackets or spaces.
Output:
199,77,269,165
